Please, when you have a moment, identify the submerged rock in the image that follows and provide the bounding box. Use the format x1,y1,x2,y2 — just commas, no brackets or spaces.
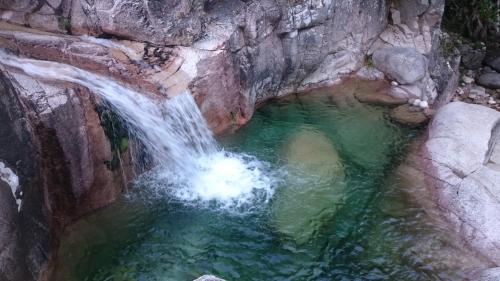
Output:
271,127,345,244
334,105,400,170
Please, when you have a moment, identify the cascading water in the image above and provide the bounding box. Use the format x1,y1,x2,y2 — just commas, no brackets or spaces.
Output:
0,50,277,210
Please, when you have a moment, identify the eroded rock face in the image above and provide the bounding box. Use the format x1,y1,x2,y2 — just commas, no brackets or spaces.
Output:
0,69,132,281
423,102,500,265
0,0,392,132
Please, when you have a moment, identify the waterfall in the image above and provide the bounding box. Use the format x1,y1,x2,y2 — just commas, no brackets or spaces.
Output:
0,50,277,210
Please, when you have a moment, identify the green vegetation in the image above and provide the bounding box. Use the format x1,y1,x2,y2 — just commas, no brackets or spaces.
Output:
440,35,458,58
58,16,71,34
363,54,374,67
444,0,499,40
96,104,130,171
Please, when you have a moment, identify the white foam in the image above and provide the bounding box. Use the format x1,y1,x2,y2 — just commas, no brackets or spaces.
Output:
0,161,21,211
0,50,277,212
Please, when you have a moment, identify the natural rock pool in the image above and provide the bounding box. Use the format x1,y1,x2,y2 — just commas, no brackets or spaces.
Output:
53,83,486,281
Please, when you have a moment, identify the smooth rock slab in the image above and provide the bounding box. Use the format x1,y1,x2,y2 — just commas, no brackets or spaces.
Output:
423,102,500,265
477,72,500,89
271,126,345,244
373,47,427,84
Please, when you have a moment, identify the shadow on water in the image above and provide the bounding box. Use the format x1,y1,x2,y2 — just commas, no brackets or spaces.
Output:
53,80,488,281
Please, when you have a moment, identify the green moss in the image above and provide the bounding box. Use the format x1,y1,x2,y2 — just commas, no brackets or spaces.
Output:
58,16,71,34
96,105,130,171
440,38,457,58
119,137,129,152
363,54,374,67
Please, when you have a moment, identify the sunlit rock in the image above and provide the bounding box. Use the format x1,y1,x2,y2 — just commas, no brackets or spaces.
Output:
272,126,345,244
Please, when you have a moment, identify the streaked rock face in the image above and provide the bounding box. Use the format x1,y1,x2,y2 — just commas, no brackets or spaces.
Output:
0,70,133,281
422,102,500,266
272,127,345,244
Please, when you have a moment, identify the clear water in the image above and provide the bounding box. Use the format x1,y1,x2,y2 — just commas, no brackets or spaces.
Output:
54,84,485,281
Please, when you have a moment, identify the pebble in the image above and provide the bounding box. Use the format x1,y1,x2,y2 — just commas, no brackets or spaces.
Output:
419,100,429,109
488,98,497,105
391,81,399,86
456,87,465,95
412,99,421,106
462,75,474,84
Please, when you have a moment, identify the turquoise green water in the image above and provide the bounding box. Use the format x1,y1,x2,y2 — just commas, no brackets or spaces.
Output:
54,87,482,281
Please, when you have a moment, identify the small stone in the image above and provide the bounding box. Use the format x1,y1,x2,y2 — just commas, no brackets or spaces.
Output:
413,99,421,106
469,85,487,98
391,81,399,86
462,75,474,84
488,98,497,105
419,100,429,109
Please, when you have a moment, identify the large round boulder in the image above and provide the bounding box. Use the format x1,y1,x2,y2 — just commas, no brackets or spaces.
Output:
271,126,345,244
373,47,427,84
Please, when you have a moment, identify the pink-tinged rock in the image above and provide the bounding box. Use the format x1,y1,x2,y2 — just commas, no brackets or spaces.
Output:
423,102,500,265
